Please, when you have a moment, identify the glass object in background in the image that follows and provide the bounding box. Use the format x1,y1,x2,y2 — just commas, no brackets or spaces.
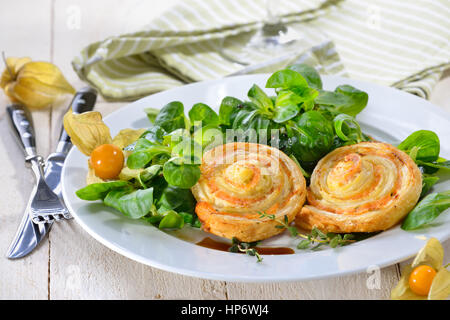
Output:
219,0,303,66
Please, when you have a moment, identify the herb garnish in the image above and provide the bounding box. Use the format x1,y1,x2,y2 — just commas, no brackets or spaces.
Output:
229,237,263,262
259,212,355,250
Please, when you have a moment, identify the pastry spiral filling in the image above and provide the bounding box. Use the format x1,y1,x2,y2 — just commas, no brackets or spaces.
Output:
192,142,306,241
297,142,422,233
193,143,304,218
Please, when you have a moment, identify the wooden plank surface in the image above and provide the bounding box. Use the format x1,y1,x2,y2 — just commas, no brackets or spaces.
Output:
0,0,52,299
0,0,448,300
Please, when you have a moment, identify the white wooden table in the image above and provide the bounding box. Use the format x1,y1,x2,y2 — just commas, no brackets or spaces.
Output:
1,0,449,300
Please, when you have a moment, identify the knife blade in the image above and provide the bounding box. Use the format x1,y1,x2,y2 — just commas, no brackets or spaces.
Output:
5,189,52,259
44,87,98,201
6,87,97,259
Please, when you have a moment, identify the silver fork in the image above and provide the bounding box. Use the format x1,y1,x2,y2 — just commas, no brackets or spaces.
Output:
7,105,69,223
28,156,70,223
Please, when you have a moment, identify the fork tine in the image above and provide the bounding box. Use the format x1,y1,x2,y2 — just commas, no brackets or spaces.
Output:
30,177,70,224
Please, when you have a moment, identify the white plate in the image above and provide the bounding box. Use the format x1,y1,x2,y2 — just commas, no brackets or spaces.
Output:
62,74,450,282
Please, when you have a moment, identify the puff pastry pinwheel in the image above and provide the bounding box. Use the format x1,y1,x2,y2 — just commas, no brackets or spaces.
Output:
191,142,306,242
296,142,422,233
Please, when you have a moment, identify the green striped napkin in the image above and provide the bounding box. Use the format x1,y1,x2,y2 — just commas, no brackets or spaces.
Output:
72,0,450,100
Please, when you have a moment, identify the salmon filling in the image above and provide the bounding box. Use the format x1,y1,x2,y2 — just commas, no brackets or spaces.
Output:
306,143,418,216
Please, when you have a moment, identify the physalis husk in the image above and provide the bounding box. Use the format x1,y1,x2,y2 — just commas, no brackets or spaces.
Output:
63,109,147,185
112,128,146,150
391,238,450,300
1,56,75,109
63,108,113,156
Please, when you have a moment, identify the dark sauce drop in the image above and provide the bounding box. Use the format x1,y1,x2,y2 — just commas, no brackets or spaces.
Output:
197,237,230,251
196,237,294,255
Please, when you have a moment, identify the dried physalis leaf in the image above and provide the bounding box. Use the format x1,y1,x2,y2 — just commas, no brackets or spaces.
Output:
1,55,75,109
428,267,450,300
118,167,144,181
412,237,444,270
63,108,112,156
112,128,147,150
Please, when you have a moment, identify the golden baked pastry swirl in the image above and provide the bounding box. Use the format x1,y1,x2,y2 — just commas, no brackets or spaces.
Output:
296,142,422,233
192,142,306,242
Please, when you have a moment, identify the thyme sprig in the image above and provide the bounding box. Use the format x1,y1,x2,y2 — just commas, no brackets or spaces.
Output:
229,237,263,262
258,212,356,250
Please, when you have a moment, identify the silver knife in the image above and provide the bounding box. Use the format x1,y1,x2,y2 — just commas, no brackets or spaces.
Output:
6,87,97,259
43,87,98,205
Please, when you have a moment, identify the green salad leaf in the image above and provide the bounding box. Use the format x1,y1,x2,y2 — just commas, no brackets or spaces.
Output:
162,158,201,189
402,191,450,230
316,85,368,117
158,185,196,213
193,125,224,149
144,107,159,124
126,144,171,169
179,211,202,227
158,210,185,229
266,69,309,90
218,96,242,127
395,129,450,229
289,86,319,111
247,84,273,112
284,110,334,170
76,181,131,201
398,130,440,163
333,113,364,144
140,125,166,144
154,101,188,132
188,103,220,127
288,63,323,90
417,158,450,173
138,165,162,188
104,188,154,219
273,90,302,123
420,175,440,198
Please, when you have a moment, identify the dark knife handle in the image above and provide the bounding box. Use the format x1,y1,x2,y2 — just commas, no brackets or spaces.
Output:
58,86,98,144
6,104,37,159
